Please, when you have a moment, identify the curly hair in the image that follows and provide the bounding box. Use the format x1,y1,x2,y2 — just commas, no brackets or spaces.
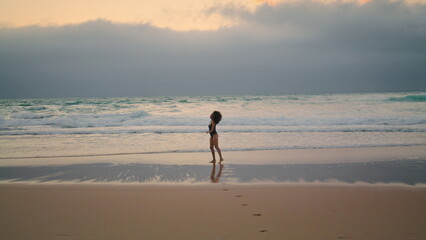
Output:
211,111,222,124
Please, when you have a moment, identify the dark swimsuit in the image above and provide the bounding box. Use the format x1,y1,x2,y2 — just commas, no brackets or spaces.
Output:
208,123,217,138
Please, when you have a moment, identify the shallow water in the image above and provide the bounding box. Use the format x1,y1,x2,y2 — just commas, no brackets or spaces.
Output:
1,159,426,185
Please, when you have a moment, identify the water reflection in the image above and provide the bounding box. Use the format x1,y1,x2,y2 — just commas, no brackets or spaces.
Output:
0,159,426,185
210,163,224,183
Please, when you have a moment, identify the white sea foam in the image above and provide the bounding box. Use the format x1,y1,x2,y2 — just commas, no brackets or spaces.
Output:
1,125,426,136
2,111,426,130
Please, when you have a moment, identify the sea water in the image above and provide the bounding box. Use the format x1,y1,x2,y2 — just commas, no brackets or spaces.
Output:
1,92,426,160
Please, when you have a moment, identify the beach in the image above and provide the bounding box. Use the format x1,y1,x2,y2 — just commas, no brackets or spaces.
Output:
1,94,426,239
1,146,426,239
1,183,426,240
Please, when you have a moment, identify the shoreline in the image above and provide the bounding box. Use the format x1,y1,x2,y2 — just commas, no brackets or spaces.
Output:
1,145,425,166
1,159,426,186
1,146,425,185
2,179,426,188
1,183,426,239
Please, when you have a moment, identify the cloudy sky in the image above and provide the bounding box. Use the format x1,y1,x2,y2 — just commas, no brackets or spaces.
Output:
0,0,425,98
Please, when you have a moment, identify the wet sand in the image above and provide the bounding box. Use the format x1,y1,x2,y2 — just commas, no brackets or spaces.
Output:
1,145,425,166
1,158,426,184
1,183,426,240
1,146,426,185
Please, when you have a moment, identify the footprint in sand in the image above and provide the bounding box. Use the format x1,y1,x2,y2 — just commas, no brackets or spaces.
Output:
235,195,243,197
222,189,229,191
253,213,262,216
241,204,248,206
259,230,268,233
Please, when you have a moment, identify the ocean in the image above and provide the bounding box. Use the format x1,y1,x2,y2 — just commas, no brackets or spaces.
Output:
1,92,426,159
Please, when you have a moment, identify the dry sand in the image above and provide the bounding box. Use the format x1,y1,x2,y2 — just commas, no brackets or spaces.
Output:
1,183,426,240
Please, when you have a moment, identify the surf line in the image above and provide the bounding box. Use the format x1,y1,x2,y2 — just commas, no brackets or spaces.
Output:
0,150,184,160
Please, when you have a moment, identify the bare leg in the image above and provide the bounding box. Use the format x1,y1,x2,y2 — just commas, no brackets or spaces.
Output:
212,135,224,162
210,137,216,163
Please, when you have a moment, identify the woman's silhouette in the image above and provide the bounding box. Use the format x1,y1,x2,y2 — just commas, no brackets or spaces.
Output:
206,111,223,163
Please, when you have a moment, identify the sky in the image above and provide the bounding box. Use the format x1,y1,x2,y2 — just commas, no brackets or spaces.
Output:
0,0,425,98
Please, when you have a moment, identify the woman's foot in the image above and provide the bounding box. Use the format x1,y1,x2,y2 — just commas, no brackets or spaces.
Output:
219,158,224,163
210,160,216,163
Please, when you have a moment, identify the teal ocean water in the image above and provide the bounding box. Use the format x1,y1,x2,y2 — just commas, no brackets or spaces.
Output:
1,92,426,160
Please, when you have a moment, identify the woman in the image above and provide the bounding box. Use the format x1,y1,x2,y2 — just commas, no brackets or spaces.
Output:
206,111,223,163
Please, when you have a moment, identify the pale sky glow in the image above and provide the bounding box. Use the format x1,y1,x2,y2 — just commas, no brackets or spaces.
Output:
1,0,425,31
0,0,257,31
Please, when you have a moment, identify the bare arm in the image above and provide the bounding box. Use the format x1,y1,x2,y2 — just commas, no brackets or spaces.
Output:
206,121,216,134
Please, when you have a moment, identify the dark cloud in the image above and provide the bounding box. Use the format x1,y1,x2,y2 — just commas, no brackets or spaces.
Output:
1,0,425,98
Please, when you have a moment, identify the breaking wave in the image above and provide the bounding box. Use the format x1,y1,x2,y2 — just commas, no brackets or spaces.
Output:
388,95,426,102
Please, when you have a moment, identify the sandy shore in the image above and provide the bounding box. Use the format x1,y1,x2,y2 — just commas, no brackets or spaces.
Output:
1,145,425,166
1,183,425,240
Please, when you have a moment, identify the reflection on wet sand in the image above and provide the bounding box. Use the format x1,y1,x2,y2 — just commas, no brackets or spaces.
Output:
0,159,426,184
210,163,224,183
